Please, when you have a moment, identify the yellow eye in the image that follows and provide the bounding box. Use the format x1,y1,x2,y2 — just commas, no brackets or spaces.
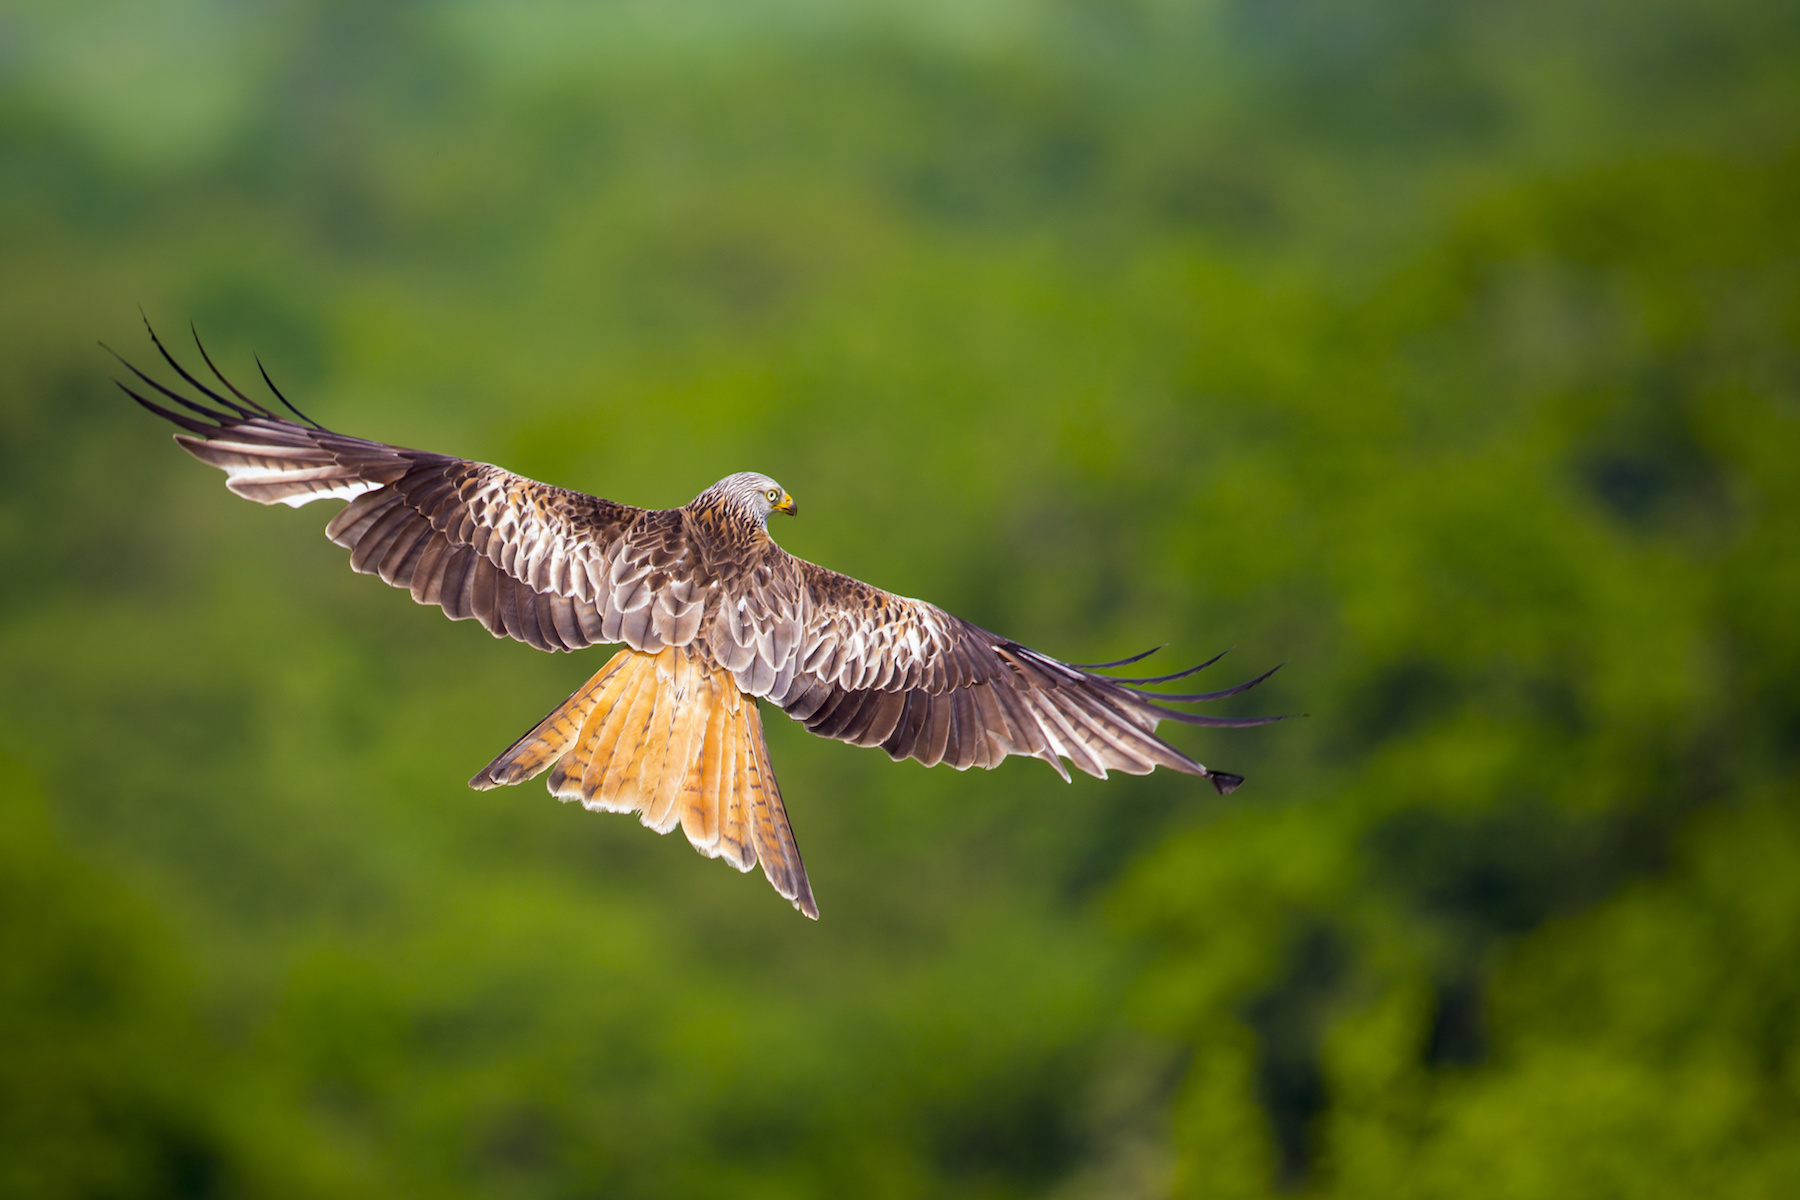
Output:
767,489,781,502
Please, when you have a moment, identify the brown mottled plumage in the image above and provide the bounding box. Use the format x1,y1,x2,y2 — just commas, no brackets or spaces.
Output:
117,323,1283,919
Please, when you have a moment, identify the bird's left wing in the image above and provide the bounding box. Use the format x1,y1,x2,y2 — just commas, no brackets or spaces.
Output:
716,553,1282,792
116,327,658,653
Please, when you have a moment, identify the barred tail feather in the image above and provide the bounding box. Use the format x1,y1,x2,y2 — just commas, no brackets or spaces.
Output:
469,649,635,789
472,647,817,918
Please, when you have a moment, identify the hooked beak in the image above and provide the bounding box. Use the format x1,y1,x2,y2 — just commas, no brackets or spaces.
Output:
775,492,798,516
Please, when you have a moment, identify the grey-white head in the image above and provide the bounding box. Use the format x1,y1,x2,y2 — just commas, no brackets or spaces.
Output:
697,471,797,527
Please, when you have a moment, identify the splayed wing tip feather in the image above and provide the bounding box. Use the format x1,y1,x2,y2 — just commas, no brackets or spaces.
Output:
1101,647,1232,685
1126,662,1283,704
1067,644,1164,670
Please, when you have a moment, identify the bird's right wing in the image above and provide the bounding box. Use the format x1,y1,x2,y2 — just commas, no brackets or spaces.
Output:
719,554,1282,791
117,324,706,654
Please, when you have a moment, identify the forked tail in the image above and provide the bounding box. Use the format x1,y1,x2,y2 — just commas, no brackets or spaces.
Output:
469,647,816,919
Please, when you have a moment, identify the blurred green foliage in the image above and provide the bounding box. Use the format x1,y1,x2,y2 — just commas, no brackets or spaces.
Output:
3,1,1798,1196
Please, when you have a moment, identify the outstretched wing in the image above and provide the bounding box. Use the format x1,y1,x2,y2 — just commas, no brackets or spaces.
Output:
724,556,1282,792
115,325,704,654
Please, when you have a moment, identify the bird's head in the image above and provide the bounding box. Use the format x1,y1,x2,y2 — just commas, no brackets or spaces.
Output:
707,472,797,526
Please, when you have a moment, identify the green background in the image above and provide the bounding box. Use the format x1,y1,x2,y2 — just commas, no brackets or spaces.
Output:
3,1,1798,1196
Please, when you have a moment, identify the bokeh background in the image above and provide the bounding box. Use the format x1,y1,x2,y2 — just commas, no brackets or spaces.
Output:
4,1,1799,1196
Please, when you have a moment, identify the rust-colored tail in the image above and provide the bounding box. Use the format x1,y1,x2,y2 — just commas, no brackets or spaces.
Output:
470,648,816,919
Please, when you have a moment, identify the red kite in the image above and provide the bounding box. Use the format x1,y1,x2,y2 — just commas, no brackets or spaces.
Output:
118,325,1282,918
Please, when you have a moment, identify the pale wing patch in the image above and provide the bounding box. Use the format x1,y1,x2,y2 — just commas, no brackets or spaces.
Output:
268,479,381,507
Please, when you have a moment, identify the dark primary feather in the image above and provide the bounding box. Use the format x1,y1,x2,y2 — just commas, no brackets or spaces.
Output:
1127,663,1283,703
1068,645,1165,670
192,323,271,414
1108,648,1232,685
256,354,324,428
147,318,269,421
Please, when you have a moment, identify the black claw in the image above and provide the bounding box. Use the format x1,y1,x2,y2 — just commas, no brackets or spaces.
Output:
1208,771,1245,795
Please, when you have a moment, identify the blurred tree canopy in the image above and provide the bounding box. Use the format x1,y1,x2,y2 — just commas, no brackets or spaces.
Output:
2,1,1798,1197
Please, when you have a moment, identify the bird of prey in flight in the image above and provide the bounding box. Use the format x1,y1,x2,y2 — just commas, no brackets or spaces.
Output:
116,324,1283,918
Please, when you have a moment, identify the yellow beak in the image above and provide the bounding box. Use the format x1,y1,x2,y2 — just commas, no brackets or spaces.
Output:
775,492,798,516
